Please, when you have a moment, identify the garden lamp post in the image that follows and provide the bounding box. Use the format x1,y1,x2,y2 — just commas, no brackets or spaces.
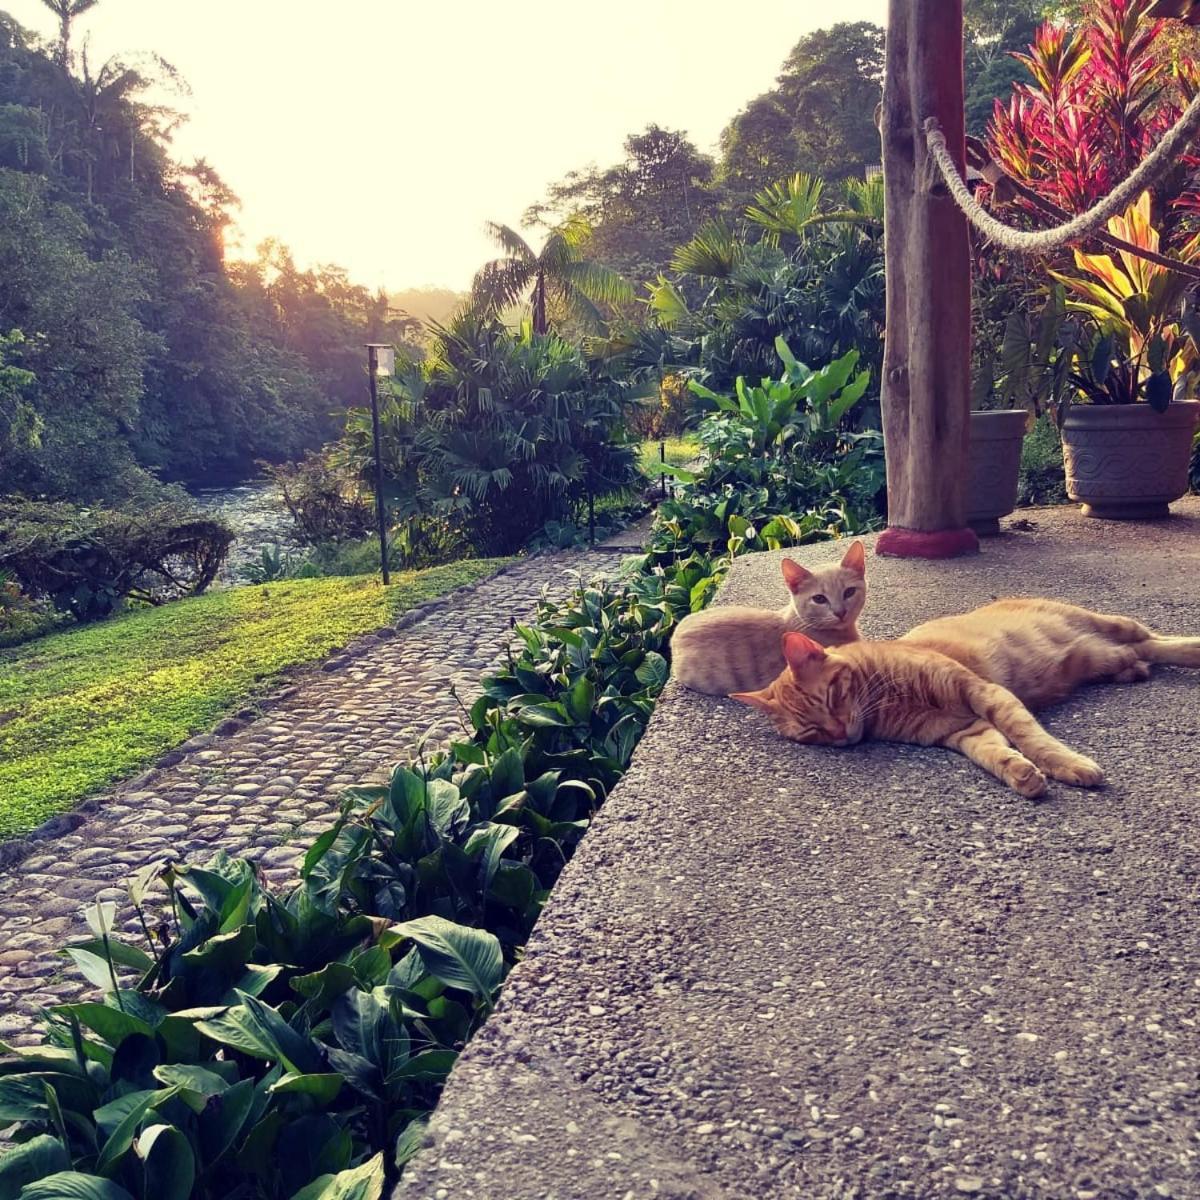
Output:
365,344,395,585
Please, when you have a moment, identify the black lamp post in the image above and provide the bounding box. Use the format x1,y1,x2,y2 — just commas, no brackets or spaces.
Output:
365,343,395,585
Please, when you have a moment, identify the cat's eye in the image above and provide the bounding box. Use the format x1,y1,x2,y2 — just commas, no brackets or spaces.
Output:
811,594,828,605
844,587,857,598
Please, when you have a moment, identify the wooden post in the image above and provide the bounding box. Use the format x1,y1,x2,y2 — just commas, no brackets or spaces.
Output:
875,0,979,559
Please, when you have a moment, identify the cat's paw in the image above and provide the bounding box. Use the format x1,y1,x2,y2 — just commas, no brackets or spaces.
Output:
1113,661,1151,684
1006,759,1048,799
1043,752,1106,788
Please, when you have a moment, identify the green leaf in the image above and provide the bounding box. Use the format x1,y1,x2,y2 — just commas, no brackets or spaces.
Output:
50,1004,154,1050
289,1152,386,1200
290,963,357,1012
464,822,519,892
394,1115,429,1168
1091,333,1113,384
136,1124,195,1200
16,1174,135,1200
64,948,116,994
95,1091,158,1176
195,994,324,1075
269,1073,345,1106
385,1049,457,1083
565,676,595,724
198,1077,256,1166
386,916,503,1001
151,1064,229,1112
66,940,153,976
634,652,669,691
488,748,524,798
516,703,570,727
0,1134,70,1200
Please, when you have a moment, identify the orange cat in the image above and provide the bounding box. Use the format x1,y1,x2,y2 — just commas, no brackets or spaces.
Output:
732,632,1106,798
671,541,866,695
900,598,1200,708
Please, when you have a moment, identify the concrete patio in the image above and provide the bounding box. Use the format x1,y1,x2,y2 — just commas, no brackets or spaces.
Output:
396,500,1200,1200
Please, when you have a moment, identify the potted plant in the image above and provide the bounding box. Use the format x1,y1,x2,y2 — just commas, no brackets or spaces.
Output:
1050,193,1200,519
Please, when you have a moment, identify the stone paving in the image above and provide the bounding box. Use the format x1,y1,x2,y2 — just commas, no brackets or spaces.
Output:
0,545,630,1045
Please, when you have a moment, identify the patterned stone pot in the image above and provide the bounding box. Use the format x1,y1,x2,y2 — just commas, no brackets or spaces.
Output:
967,408,1027,536
1061,400,1200,519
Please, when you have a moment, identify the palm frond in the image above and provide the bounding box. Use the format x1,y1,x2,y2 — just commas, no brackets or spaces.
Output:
671,220,744,279
560,259,634,306
471,259,533,314
745,173,826,241
483,221,536,263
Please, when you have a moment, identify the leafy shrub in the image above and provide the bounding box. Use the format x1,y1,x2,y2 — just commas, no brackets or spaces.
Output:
0,556,708,1198
646,339,884,560
237,545,321,585
0,566,60,647
337,312,639,560
266,453,374,548
0,498,232,621
1018,415,1069,506
627,372,694,439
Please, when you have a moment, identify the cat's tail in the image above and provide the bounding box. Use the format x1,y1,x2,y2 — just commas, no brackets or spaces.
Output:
1141,635,1200,667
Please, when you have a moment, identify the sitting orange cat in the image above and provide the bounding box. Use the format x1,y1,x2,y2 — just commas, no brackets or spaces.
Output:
732,600,1200,797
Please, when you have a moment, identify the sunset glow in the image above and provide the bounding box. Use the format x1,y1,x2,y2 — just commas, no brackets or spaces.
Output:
5,0,887,290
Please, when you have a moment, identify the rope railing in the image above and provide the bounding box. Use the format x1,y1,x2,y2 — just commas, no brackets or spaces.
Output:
923,86,1200,257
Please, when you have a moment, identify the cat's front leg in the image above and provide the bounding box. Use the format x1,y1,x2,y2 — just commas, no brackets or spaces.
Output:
943,721,1048,798
962,678,1105,789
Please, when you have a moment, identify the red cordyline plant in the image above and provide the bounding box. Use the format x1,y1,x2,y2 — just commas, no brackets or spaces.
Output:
988,0,1200,243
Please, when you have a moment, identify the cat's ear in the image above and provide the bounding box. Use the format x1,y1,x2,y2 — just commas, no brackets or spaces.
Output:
731,687,776,713
781,558,812,594
782,631,827,678
841,540,866,575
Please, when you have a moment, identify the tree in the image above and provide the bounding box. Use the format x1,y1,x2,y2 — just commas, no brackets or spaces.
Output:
39,0,99,68
963,0,1044,132
524,125,722,287
471,219,633,335
719,23,885,197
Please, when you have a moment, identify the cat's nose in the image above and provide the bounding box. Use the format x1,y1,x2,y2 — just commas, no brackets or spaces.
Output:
834,607,847,621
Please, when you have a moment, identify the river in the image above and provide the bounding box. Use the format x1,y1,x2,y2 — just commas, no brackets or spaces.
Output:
189,479,304,584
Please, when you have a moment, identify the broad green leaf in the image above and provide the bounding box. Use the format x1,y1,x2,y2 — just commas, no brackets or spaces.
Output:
385,1049,456,1083
17,1174,135,1200
66,940,153,976
289,1152,386,1200
464,822,519,892
95,1091,158,1176
136,1124,195,1200
387,916,503,1001
195,995,324,1075
0,1134,69,1200
516,703,570,728
488,748,524,798
291,962,357,1011
152,1064,229,1112
393,1116,429,1168
51,1003,152,1051
1145,370,1172,412
64,948,116,994
634,652,669,691
269,1073,345,1105
198,1077,256,1166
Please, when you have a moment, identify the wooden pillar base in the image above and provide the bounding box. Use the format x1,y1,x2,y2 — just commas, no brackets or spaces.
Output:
876,525,980,559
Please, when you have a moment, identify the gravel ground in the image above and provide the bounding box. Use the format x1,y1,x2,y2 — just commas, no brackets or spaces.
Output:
0,547,627,1045
396,502,1200,1200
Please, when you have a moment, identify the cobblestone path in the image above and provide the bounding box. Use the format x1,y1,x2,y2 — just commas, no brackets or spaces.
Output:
0,548,626,1044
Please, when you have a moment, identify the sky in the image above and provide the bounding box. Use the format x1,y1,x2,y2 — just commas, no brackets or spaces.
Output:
6,0,887,292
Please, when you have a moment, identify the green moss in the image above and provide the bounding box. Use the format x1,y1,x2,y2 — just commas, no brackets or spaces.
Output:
0,559,510,837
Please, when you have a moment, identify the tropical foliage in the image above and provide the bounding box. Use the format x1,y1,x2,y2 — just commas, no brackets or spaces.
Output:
471,218,632,335
0,498,231,621
337,313,639,560
0,10,415,500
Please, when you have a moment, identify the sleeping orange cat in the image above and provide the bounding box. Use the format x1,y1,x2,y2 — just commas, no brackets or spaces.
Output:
730,598,1200,797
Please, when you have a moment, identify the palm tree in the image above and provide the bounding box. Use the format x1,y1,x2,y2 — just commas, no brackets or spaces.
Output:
40,0,101,68
472,217,633,335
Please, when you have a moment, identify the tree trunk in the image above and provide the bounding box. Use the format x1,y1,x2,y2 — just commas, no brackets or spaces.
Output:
532,272,547,336
876,0,978,559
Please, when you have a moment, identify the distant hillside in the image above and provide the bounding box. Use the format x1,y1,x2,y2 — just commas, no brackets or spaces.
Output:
389,286,469,329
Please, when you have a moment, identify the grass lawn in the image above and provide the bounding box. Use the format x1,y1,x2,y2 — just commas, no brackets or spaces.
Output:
637,435,701,475
0,559,509,838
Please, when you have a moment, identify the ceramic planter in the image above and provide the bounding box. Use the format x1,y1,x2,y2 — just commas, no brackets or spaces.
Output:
1060,400,1200,519
967,409,1027,535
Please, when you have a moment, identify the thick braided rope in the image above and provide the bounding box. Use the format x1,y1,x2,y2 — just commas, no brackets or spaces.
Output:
923,89,1200,254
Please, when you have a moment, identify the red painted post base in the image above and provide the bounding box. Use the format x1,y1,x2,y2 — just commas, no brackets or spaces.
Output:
875,526,980,559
